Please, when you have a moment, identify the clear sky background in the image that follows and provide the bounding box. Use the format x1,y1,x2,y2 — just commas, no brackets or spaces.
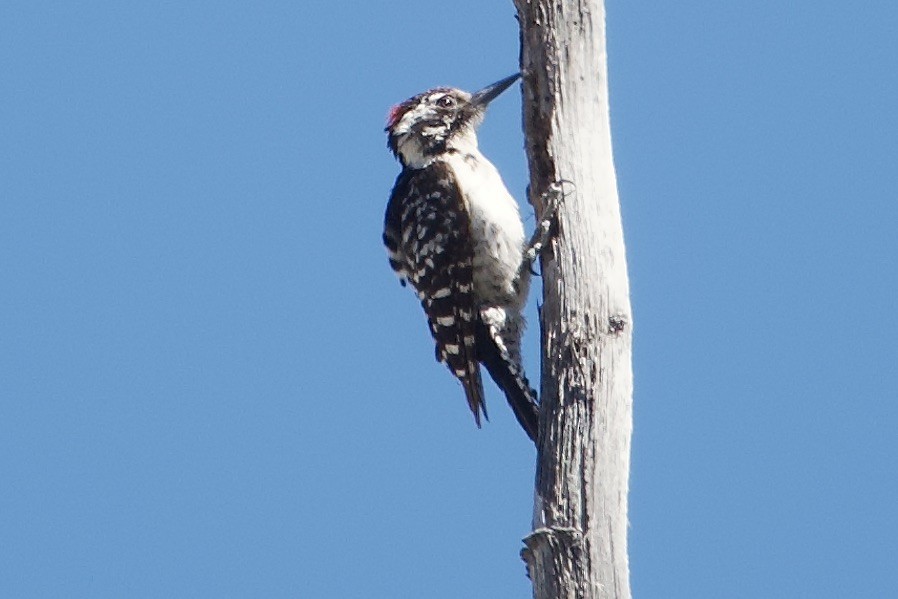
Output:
2,2,896,597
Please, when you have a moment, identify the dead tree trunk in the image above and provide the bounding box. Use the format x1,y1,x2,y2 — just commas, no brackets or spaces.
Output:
513,1,633,597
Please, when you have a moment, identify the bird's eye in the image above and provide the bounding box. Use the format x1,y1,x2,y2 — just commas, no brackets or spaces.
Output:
436,95,455,108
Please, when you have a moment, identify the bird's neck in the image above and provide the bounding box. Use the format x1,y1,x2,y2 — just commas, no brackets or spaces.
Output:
398,130,480,170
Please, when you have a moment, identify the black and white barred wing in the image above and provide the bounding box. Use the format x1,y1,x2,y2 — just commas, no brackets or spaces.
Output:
383,164,487,425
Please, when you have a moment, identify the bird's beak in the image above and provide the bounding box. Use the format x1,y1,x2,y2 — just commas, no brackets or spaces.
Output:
470,73,521,108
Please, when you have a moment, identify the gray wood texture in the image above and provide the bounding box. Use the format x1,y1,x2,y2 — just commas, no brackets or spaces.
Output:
513,1,634,597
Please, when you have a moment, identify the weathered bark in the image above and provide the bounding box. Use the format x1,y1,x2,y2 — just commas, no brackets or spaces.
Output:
513,1,633,597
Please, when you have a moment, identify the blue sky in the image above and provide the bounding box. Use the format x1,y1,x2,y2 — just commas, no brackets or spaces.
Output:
2,1,896,597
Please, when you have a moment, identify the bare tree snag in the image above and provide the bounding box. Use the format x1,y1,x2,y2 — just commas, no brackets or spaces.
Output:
513,1,633,597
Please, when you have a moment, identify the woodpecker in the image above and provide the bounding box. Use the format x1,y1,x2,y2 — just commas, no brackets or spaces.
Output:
383,73,540,441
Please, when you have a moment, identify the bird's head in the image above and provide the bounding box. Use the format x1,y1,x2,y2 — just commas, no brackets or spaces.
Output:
386,73,520,168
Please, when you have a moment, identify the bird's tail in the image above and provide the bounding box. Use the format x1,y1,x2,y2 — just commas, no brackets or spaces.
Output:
476,309,539,442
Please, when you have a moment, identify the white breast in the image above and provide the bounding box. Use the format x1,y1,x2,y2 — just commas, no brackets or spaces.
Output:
444,151,528,308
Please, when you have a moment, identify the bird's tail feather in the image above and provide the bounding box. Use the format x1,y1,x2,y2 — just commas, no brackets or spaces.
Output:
475,317,539,442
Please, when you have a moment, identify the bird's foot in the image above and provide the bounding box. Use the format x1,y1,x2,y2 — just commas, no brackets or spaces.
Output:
524,180,572,266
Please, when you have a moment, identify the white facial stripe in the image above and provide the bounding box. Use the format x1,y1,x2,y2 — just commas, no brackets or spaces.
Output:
394,103,430,134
